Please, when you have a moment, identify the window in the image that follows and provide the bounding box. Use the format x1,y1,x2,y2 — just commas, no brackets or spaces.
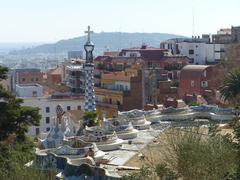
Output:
71,71,76,76
77,105,81,110
201,81,208,88
168,72,173,79
67,106,71,110
203,70,207,77
31,78,34,82
177,63,182,69
46,117,50,124
73,127,76,134
117,101,121,106
36,78,39,81
148,62,153,68
119,85,124,91
191,80,195,87
46,127,50,132
130,53,137,57
109,98,112,104
189,49,194,55
35,128,40,135
46,107,50,113
32,91,37,97
22,78,25,82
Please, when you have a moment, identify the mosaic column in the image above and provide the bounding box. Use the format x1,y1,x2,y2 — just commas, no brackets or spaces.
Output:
84,26,96,112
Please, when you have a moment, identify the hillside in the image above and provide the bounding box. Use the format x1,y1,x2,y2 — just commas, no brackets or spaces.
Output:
9,32,186,55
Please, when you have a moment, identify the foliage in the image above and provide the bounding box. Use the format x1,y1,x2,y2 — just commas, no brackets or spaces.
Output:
170,80,179,87
0,101,41,141
230,118,240,178
159,127,238,180
122,166,152,180
123,126,239,180
0,66,8,80
187,101,200,106
0,66,52,179
0,69,41,141
155,163,178,180
220,44,240,72
83,111,98,127
220,63,240,178
0,137,56,180
219,69,240,105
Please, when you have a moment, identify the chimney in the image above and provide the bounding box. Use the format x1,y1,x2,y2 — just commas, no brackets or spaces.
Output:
141,43,147,49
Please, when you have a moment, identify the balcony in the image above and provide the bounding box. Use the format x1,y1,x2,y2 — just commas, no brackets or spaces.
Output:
95,87,130,96
96,101,119,109
164,66,182,71
50,92,84,100
95,87,123,95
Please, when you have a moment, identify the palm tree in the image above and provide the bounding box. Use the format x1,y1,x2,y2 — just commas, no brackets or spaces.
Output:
220,69,240,106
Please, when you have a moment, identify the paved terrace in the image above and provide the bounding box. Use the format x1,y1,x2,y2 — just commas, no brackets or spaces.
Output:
103,122,170,166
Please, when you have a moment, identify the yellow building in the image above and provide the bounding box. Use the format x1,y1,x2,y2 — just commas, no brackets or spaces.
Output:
96,69,135,120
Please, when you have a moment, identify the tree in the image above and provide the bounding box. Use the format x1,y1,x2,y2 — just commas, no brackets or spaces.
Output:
0,67,41,141
0,66,49,179
219,69,240,106
0,66,8,80
220,66,240,178
220,44,240,73
83,111,98,127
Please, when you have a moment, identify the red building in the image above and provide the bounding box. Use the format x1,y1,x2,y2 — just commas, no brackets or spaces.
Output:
95,45,191,107
14,68,43,85
179,65,219,99
47,66,62,85
119,46,190,73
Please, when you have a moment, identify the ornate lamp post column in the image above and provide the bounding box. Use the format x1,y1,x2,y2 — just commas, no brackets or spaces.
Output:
84,26,96,112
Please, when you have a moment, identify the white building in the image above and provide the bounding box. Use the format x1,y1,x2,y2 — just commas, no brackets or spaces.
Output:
14,74,85,137
16,84,43,97
178,42,224,64
22,95,84,136
160,36,225,65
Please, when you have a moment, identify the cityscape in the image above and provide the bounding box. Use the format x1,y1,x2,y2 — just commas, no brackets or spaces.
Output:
1,0,240,179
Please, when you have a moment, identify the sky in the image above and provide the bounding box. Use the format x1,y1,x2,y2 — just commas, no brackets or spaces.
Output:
0,0,239,43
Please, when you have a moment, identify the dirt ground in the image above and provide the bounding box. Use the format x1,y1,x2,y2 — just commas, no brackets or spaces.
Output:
124,130,168,168
124,126,234,168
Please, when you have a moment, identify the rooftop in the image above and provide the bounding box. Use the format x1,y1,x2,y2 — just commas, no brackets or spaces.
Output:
182,65,210,71
48,66,62,75
180,65,211,79
16,83,42,87
101,72,132,82
66,64,83,70
15,68,41,73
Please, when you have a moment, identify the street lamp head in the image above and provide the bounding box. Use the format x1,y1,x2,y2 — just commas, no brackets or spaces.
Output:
84,41,95,53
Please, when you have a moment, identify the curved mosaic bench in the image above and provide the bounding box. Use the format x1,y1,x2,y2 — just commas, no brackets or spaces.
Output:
31,144,105,171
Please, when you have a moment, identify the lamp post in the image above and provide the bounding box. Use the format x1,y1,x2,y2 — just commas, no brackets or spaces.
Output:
84,26,96,112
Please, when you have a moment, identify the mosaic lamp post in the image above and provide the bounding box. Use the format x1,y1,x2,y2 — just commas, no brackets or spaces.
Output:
84,26,96,112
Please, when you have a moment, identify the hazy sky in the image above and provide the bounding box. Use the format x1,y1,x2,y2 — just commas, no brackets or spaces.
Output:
0,0,239,42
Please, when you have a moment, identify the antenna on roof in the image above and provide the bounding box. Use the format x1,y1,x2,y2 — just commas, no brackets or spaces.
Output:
118,27,122,51
54,43,56,60
141,29,145,45
192,6,195,37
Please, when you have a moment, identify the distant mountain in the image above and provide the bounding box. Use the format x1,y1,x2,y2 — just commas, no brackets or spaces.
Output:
9,32,186,56
0,42,43,54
